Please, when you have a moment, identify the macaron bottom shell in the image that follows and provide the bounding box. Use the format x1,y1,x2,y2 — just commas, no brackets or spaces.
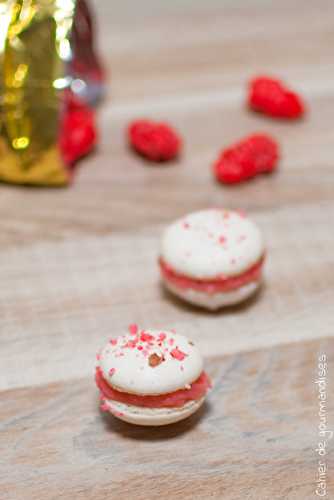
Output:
163,276,261,310
101,396,205,426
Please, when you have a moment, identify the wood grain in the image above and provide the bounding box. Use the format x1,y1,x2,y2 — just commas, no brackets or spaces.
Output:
1,0,334,498
1,339,333,500
1,202,334,391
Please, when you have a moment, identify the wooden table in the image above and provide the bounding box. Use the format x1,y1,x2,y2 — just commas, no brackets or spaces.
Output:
1,1,334,498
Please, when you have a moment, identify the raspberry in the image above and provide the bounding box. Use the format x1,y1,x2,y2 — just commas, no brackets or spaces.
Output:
248,76,305,119
59,91,97,165
213,134,279,184
128,119,181,162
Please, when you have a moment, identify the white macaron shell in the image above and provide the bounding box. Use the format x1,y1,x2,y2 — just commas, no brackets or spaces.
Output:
161,209,264,279
99,330,203,396
103,397,205,426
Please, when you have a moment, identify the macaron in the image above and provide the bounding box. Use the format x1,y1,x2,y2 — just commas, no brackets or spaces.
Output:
95,326,211,426
159,208,265,310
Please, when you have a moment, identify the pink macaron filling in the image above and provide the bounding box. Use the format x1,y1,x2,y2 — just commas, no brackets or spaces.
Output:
96,367,211,408
159,255,264,295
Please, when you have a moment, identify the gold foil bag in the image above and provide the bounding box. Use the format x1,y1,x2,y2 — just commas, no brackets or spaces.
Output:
0,0,102,186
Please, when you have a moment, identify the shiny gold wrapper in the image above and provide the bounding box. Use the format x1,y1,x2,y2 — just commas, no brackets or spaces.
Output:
0,0,76,185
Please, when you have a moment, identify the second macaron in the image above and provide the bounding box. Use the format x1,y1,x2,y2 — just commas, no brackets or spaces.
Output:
159,208,265,310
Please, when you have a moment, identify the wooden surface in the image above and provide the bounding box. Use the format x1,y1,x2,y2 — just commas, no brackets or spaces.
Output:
1,1,334,498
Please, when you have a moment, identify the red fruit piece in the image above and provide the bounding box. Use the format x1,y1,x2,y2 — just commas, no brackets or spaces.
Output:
213,134,279,185
59,91,97,165
128,119,181,162
248,76,305,119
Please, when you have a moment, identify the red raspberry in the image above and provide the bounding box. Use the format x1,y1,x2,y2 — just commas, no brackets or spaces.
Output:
248,76,305,119
59,91,97,165
213,134,279,184
128,119,181,162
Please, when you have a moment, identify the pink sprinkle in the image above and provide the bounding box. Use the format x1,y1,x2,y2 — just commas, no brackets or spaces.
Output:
168,338,175,346
219,235,226,244
96,352,101,361
126,339,138,349
171,347,187,361
137,345,143,351
140,331,155,342
183,222,190,229
128,324,138,335
110,338,117,346
109,368,116,376
237,209,246,218
158,332,166,342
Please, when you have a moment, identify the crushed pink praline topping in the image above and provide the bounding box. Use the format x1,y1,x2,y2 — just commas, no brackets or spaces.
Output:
140,331,155,342
99,328,197,373
128,324,138,335
100,402,109,412
171,347,187,361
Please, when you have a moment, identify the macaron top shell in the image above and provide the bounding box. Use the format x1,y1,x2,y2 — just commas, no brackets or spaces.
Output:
161,209,264,280
98,328,203,396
